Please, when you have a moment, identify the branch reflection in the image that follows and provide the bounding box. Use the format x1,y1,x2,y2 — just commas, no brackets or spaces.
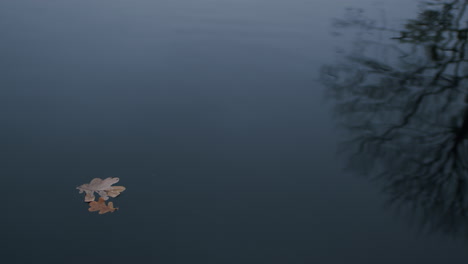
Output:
322,0,468,237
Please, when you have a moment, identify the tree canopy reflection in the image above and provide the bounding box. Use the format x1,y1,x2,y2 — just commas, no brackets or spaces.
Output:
322,0,468,237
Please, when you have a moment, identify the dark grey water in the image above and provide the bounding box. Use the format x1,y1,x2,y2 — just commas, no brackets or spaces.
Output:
1,0,468,263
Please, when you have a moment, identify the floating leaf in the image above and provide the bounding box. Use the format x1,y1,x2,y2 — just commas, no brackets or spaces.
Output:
88,197,118,214
105,186,126,198
77,177,125,202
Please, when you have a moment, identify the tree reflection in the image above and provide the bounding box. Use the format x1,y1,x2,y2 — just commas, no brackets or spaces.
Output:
322,0,468,237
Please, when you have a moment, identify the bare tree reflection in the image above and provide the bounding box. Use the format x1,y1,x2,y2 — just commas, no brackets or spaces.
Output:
322,0,468,237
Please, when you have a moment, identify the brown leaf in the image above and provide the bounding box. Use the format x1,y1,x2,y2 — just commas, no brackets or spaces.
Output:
88,197,118,214
76,177,125,202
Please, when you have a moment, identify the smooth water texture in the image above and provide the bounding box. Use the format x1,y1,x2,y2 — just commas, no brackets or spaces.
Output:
1,0,467,263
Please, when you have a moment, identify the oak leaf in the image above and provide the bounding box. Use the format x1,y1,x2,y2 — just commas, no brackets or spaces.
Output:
77,177,126,202
88,197,118,214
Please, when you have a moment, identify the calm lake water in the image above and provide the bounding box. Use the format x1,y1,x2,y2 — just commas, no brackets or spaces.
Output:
2,0,468,263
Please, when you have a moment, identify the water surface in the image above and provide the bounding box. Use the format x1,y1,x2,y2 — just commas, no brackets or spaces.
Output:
1,0,467,263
